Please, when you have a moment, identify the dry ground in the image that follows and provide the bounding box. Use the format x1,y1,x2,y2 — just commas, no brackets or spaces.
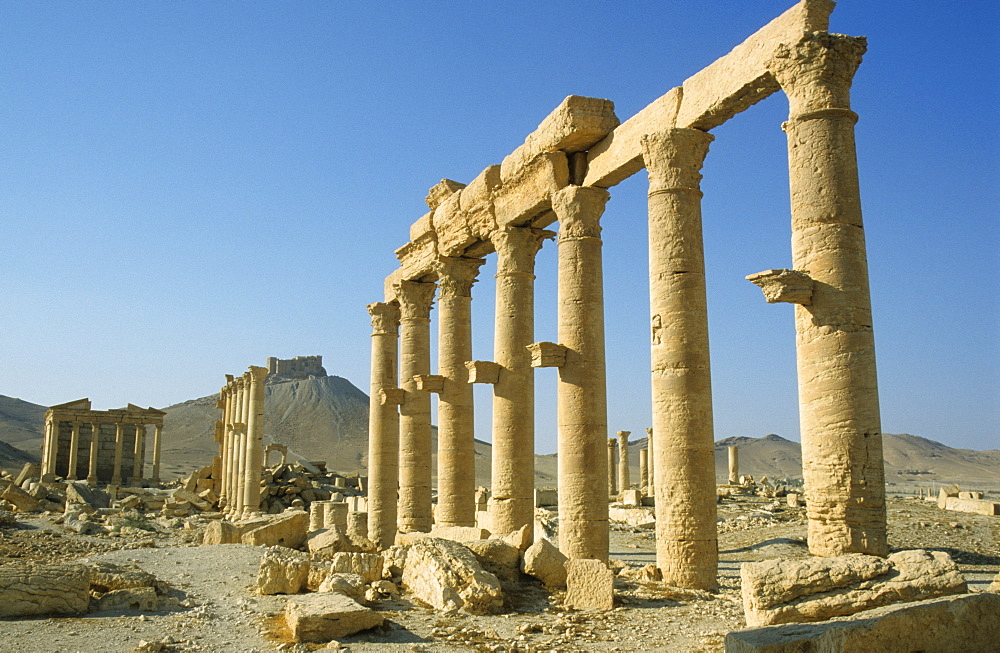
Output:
0,496,997,653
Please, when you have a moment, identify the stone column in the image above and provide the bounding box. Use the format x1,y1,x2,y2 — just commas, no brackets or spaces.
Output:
728,446,739,484
111,423,125,485
491,226,550,538
606,438,617,496
131,424,145,484
42,417,59,480
640,449,649,493
395,280,436,533
151,424,163,484
232,379,248,516
646,427,655,497
87,423,100,486
768,32,887,557
218,386,232,506
242,366,268,517
434,257,485,528
367,301,401,548
553,185,612,561
67,422,81,480
617,431,631,491
642,127,717,590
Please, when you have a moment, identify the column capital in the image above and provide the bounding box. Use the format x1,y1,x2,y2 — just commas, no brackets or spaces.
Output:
491,226,554,276
641,128,714,191
367,301,401,335
607,438,617,449
616,431,630,440
767,32,866,115
394,280,436,320
247,365,268,385
434,256,485,299
552,185,611,241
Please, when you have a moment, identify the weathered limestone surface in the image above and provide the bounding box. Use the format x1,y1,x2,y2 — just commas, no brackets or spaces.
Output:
322,552,383,584
257,547,310,595
746,269,815,305
284,593,384,643
240,510,309,549
768,30,887,558
726,593,1000,653
317,573,365,600
466,538,521,583
565,559,614,611
401,537,503,614
554,185,611,561
307,527,365,557
740,550,968,627
0,479,43,512
522,538,568,589
643,128,717,589
0,563,91,617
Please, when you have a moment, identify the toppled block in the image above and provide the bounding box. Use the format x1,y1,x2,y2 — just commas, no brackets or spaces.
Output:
401,537,503,614
467,538,521,583
0,563,91,617
172,488,212,511
619,489,643,506
0,479,43,513
726,593,1000,653
284,593,384,643
534,488,557,508
741,549,968,627
66,481,110,512
308,527,364,557
257,546,310,595
88,562,169,595
565,559,614,611
14,462,39,486
428,525,490,544
321,552,383,584
202,520,243,545
608,506,655,529
240,510,308,549
786,493,800,508
317,573,365,600
522,538,568,589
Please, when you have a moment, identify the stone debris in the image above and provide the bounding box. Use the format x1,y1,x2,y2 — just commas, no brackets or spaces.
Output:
316,572,366,600
521,538,568,589
466,538,521,583
284,593,384,643
257,546,310,595
565,559,614,611
726,593,1000,653
740,549,968,627
401,537,503,614
316,552,383,584
0,478,44,512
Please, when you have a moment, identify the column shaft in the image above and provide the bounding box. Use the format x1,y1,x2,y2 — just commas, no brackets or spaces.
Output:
131,424,144,483
434,258,484,528
152,424,162,484
112,423,125,484
728,446,739,484
768,32,886,556
67,422,81,480
87,423,100,485
367,301,401,548
395,280,436,533
642,128,717,589
554,185,611,561
491,226,549,538
233,381,248,516
242,366,268,517
607,439,617,496
646,427,655,497
640,449,649,493
617,431,631,491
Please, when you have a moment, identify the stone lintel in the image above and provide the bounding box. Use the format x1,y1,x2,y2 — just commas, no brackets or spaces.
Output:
379,388,405,406
395,235,438,280
527,341,568,368
409,212,435,242
434,191,476,257
425,179,466,211
746,269,814,305
412,374,446,394
492,151,570,228
501,95,619,183
465,360,501,384
459,165,501,212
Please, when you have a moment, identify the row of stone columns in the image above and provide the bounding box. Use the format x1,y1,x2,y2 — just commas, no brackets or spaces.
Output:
41,417,161,486
218,366,268,519
366,30,887,589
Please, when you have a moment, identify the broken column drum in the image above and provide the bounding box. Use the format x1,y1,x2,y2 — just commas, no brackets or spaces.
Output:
642,128,718,590
366,301,402,549
765,32,887,557
395,280,436,534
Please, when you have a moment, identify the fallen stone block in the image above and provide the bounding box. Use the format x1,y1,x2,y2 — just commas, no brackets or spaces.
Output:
284,593,384,643
14,462,39,486
607,506,655,529
725,592,1000,653
321,552,383,584
381,545,407,579
202,520,243,545
619,489,643,506
307,526,364,557
534,488,558,508
171,488,212,511
467,538,521,583
88,562,169,595
428,525,490,544
0,563,91,617
241,510,308,549
401,537,503,614
317,572,365,600
565,559,614,611
93,587,162,612
257,546,310,595
942,496,1000,516
522,538,568,589
618,564,663,582
0,479,43,512
741,549,967,627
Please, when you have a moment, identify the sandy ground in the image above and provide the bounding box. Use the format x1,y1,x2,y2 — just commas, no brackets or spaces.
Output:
0,496,997,653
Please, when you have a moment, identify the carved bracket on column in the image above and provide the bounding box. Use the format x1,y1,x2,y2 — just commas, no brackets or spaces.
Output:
379,388,405,406
745,269,814,305
465,360,501,384
228,422,247,434
527,341,568,368
413,374,446,393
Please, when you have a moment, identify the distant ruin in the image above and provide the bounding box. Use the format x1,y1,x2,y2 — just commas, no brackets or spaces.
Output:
41,399,165,486
266,355,327,380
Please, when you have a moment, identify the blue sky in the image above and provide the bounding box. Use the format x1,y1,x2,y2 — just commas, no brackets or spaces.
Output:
1,1,996,453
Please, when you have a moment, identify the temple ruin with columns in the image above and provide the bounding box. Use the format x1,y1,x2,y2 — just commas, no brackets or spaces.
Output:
367,0,887,590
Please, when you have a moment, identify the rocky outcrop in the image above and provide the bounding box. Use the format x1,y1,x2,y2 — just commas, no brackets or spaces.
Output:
401,537,503,614
740,549,968,627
